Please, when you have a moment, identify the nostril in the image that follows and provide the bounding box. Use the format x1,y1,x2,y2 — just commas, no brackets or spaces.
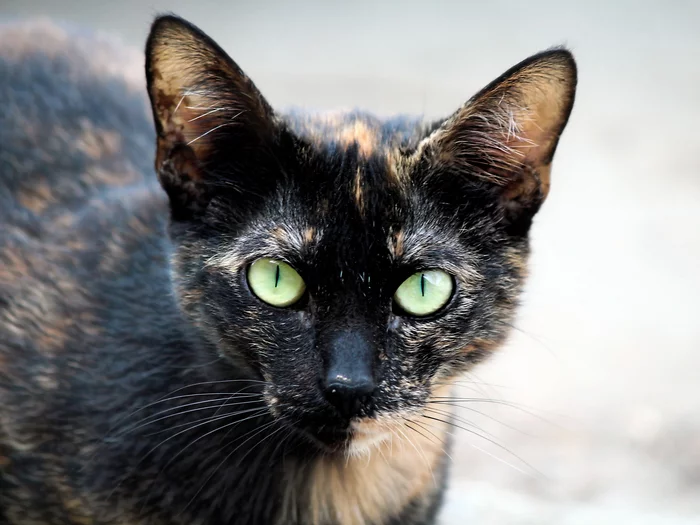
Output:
324,377,375,418
323,329,376,418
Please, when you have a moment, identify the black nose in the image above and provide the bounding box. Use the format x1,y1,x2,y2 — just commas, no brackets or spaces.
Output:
324,376,375,419
323,330,376,418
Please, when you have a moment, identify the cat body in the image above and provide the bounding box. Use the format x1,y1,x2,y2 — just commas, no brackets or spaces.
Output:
0,17,576,525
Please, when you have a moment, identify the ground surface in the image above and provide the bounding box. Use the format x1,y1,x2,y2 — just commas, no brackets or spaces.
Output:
3,1,700,523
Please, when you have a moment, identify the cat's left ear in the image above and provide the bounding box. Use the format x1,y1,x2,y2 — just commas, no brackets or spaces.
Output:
422,49,577,234
145,15,276,220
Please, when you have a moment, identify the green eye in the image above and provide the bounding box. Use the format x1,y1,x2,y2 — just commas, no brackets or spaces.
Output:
394,270,453,317
247,258,306,307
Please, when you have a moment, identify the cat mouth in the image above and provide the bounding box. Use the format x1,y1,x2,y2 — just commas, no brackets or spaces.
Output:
313,426,353,446
289,423,352,451
283,416,363,452
286,417,394,454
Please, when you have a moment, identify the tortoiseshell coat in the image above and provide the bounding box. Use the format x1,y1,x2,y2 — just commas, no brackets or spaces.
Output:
0,17,575,525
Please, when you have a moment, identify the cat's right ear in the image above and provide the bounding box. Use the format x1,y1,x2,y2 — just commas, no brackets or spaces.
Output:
416,49,577,235
146,15,276,220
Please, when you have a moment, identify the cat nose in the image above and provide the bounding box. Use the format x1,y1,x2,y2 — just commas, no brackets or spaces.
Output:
324,374,375,419
323,330,376,418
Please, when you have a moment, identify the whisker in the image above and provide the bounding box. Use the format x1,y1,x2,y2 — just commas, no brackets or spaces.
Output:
115,396,264,437
505,321,560,359
180,420,282,516
209,390,256,419
86,385,264,473
142,404,268,437
437,375,498,400
136,406,268,470
427,398,564,427
405,418,453,462
233,422,287,468
444,379,513,390
267,418,296,467
423,415,535,477
135,407,272,513
153,407,270,472
114,378,267,414
462,371,506,399
420,414,543,478
396,424,436,488
404,420,448,466
429,396,548,413
105,379,268,431
424,404,530,438
167,356,223,370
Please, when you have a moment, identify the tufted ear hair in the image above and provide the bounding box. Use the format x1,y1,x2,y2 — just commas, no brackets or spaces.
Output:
145,15,277,220
423,48,577,234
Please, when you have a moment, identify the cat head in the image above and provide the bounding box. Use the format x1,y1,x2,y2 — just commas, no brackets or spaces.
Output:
145,15,576,452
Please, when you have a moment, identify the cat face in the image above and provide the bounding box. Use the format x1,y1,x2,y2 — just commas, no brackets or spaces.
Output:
145,16,576,451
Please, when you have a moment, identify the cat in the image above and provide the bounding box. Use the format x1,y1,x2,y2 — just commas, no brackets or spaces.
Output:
0,14,576,525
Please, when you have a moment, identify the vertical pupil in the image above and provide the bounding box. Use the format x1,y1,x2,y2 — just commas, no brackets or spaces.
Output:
420,273,425,297
274,264,281,288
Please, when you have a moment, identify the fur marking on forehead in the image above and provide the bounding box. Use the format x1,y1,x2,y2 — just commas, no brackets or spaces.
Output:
387,220,482,282
206,219,322,272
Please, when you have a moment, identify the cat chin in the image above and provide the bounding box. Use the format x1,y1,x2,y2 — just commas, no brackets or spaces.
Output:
343,418,399,456
282,421,352,453
345,429,394,458
281,416,397,456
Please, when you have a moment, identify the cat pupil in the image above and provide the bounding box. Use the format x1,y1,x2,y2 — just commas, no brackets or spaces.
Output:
420,274,426,297
274,265,280,288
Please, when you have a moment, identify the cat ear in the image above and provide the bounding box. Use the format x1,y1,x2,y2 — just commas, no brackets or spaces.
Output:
424,49,576,234
145,15,276,219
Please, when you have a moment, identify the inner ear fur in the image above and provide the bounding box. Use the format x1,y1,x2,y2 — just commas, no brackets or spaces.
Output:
145,15,276,219
426,48,577,231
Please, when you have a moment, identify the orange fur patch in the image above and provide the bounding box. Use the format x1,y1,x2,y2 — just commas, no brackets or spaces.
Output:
17,178,53,214
303,227,316,244
352,167,365,215
75,121,122,161
339,120,378,158
389,228,405,259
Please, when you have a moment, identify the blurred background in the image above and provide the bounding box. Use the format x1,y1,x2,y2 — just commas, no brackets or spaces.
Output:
2,1,699,523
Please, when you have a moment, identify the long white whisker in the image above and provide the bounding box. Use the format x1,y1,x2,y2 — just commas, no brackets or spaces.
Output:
134,407,273,513
180,420,282,516
396,424,436,487
143,405,269,437
428,398,563,427
137,406,268,467
107,379,268,431
116,396,264,437
405,419,453,462
422,406,502,441
420,414,543,478
433,404,532,437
